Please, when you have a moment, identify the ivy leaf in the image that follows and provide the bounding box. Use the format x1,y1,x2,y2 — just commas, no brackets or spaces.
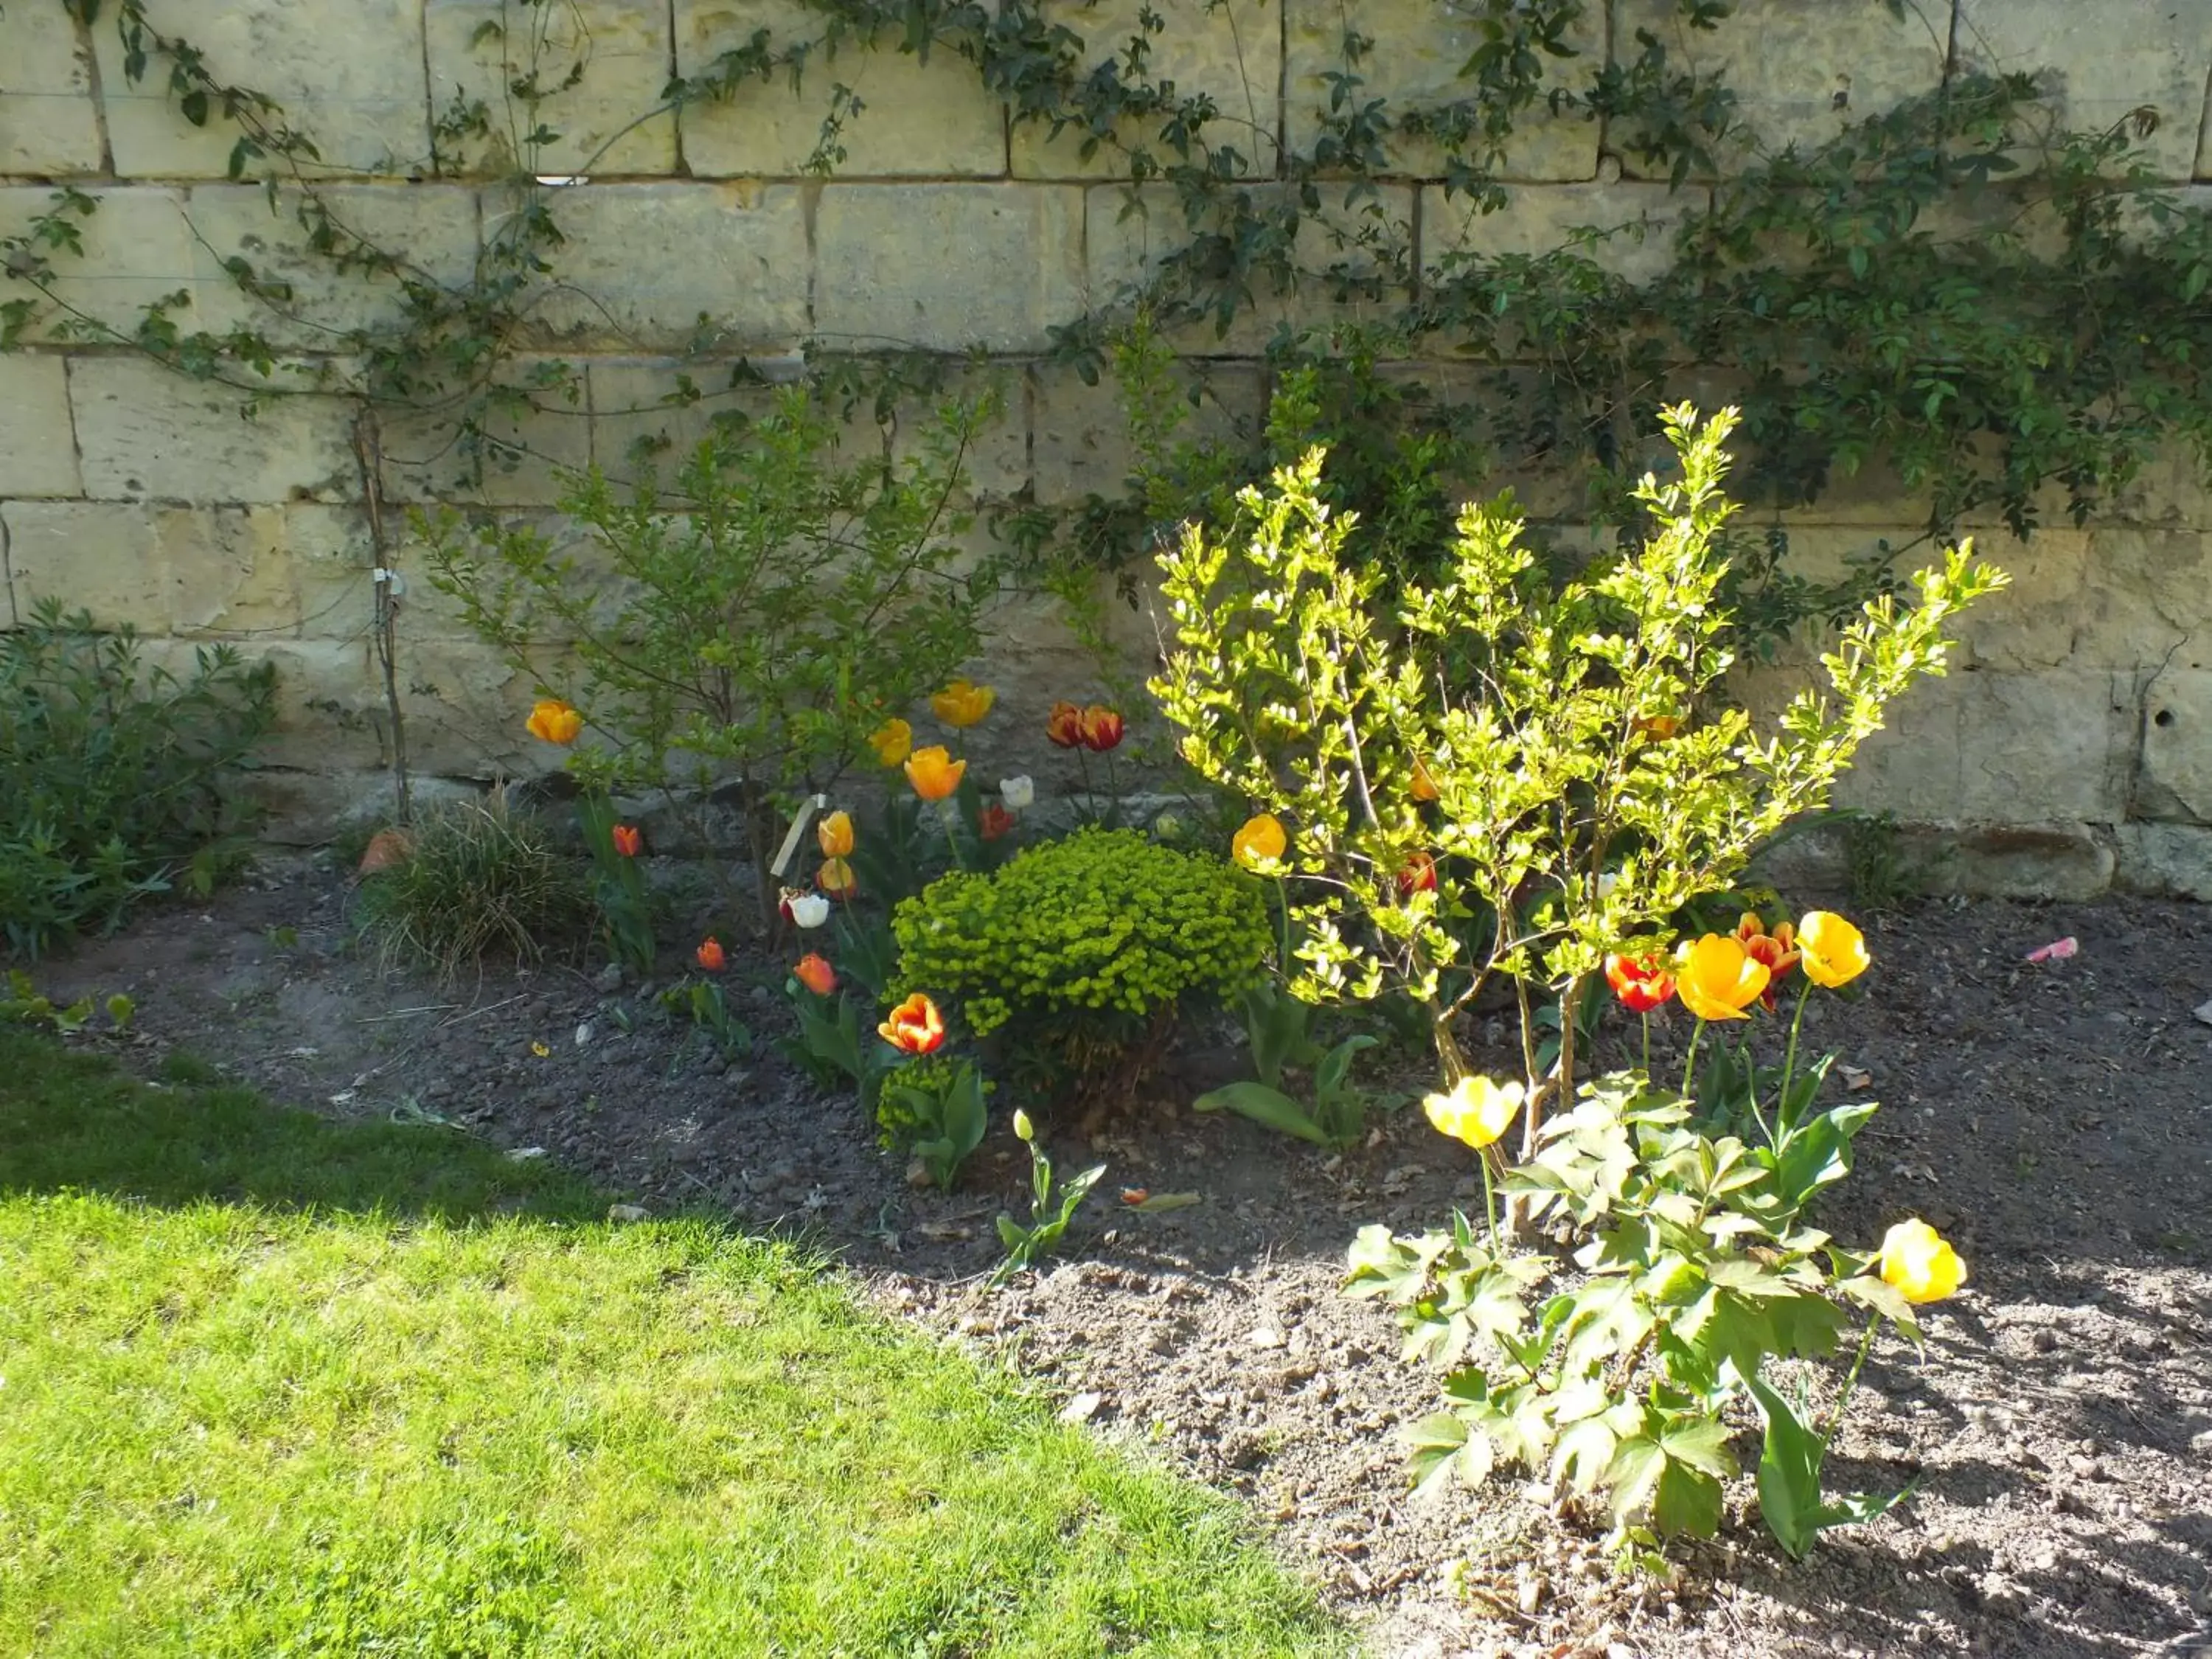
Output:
180,88,209,127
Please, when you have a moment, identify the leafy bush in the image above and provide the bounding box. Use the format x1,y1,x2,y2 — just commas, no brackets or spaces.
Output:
354,790,588,981
891,827,1269,1095
1153,405,2003,1157
421,384,1005,927
0,599,276,958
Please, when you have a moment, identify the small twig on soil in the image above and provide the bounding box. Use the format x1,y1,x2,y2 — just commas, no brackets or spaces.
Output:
354,1004,464,1023
435,995,527,1029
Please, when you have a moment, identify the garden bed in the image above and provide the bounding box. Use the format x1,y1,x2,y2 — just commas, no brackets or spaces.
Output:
40,855,2212,1658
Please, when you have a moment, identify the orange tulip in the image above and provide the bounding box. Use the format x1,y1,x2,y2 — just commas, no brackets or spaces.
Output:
695,937,726,973
1396,850,1438,894
818,856,858,899
879,992,946,1056
526,698,582,745
1079,705,1124,752
1674,933,1770,1021
1046,701,1086,748
793,953,836,997
1604,952,1674,1012
905,745,966,802
1736,912,1801,1009
817,810,854,859
611,824,642,858
930,678,995,729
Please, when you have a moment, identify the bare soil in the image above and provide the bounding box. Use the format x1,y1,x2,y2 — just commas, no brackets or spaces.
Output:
36,857,2212,1658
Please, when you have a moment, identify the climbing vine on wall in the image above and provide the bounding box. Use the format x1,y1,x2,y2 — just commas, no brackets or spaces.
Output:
7,0,2212,647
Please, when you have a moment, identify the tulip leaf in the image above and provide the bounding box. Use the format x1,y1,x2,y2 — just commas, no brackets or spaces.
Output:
1191,1081,1332,1144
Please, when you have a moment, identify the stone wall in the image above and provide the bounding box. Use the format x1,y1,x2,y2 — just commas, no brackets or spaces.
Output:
2,0,2211,897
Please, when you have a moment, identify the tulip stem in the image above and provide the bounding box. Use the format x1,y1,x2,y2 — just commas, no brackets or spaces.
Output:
1775,977,1815,1138
1823,1315,1883,1446
1680,1020,1705,1102
1640,1010,1651,1079
1478,1150,1500,1252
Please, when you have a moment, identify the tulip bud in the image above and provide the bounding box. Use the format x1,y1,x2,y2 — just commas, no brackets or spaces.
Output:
1012,1108,1035,1143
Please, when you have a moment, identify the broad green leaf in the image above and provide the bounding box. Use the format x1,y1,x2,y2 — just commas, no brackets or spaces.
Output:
1660,1411,1739,1481
1191,1082,1332,1144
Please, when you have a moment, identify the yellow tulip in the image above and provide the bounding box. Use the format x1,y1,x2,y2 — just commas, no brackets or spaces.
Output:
1423,1074,1523,1151
868,718,913,768
905,745,966,802
817,810,855,859
1674,933,1770,1021
1876,1218,1966,1304
525,698,582,745
1409,757,1440,803
1798,911,1870,988
1231,813,1287,871
930,678,996,729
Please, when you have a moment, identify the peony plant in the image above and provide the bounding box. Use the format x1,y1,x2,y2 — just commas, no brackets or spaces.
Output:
1350,914,1966,1557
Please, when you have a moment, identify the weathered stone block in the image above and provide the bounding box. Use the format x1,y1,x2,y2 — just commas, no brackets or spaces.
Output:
817,184,1085,352
1,501,166,630
2114,822,2212,898
676,1,1006,177
426,0,678,177
1421,181,1697,285
586,358,790,477
1284,0,1601,181
69,356,355,504
378,358,594,507
1010,0,1281,180
0,3,102,174
0,187,201,344
1955,0,2212,182
92,0,431,179
1947,527,2090,672
1030,355,1261,502
595,358,1030,495
185,184,481,349
0,354,82,498
2070,529,2212,669
393,638,538,776
1613,0,1946,170
0,499,302,635
2138,667,2212,821
1936,824,2115,900
504,181,810,349
1950,668,2134,823
2105,439,2212,529
187,636,394,773
1086,180,1415,354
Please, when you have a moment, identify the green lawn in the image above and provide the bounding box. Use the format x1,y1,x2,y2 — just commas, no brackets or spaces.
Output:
0,1029,1343,1658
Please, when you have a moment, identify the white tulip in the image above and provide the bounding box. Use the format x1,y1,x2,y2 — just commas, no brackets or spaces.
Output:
1000,775,1035,810
787,891,831,929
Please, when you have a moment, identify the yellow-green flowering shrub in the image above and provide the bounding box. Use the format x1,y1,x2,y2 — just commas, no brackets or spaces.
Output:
891,827,1268,1093
1153,404,2006,1155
